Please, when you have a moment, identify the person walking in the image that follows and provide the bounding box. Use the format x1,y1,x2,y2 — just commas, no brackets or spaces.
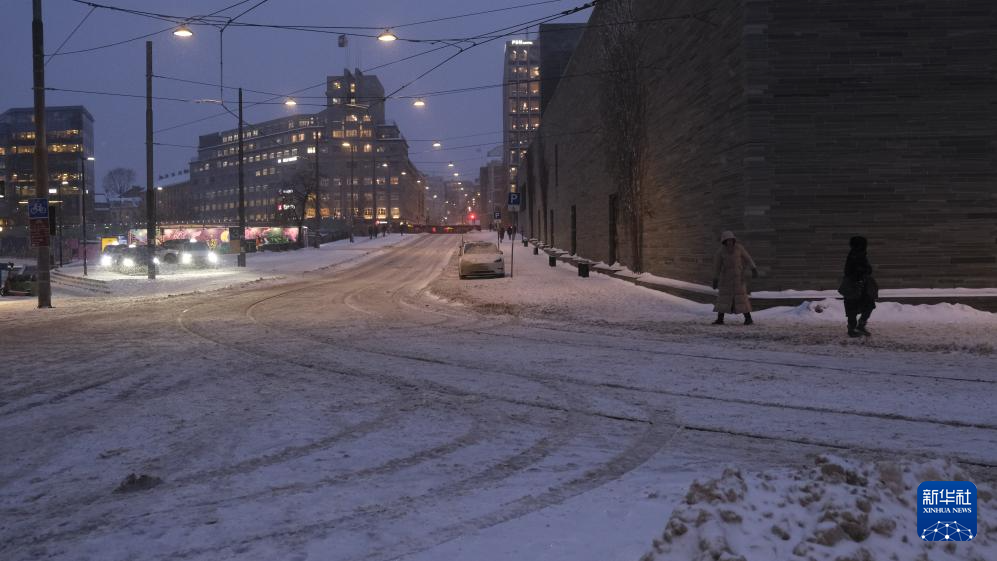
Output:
711,230,758,325
499,228,505,242
839,235,877,337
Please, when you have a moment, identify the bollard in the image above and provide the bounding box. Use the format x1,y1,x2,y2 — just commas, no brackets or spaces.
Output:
549,255,556,267
578,262,589,278
533,246,539,255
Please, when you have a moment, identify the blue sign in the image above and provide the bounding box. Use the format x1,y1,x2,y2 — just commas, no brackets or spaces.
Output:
493,211,501,220
918,480,977,542
507,192,521,206
28,198,49,219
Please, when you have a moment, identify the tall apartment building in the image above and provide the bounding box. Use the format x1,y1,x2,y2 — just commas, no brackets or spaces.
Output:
502,39,541,210
0,106,95,253
188,69,421,230
500,27,582,226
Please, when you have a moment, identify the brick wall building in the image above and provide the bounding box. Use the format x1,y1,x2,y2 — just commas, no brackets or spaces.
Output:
520,0,997,290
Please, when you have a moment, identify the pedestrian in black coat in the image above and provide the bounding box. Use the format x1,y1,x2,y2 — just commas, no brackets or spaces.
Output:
840,236,877,337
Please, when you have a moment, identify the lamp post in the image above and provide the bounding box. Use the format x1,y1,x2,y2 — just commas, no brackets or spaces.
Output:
79,155,93,275
342,141,355,242
237,87,246,266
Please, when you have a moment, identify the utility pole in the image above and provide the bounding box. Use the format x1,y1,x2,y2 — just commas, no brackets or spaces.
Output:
313,134,321,242
349,144,355,241
370,138,376,232
32,0,52,308
145,40,156,280
237,87,246,266
80,154,91,276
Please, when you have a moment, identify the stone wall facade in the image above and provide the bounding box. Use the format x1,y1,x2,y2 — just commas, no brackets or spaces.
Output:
520,0,997,290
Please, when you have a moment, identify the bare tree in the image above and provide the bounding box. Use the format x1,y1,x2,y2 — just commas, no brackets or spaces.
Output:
101,167,136,199
277,172,319,247
599,0,649,272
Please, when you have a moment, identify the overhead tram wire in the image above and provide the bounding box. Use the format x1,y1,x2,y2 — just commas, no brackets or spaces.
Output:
149,1,599,134
45,5,96,66
56,0,579,55
52,0,263,56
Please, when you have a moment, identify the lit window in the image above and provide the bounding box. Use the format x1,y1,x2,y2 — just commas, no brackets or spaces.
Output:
307,146,316,154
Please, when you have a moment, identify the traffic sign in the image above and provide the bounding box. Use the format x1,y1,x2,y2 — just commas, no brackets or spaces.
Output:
507,192,521,211
29,218,50,247
28,198,49,219
493,211,501,220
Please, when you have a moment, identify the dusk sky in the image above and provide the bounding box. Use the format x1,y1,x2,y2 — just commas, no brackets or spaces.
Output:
1,0,592,192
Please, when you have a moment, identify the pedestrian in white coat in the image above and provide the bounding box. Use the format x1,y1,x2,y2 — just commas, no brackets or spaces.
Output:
712,230,758,325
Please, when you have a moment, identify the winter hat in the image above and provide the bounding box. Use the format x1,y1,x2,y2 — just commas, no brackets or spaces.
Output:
849,236,868,251
720,231,736,243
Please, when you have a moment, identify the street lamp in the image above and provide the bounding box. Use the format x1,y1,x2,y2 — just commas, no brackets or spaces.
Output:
173,24,194,37
448,161,454,168
412,98,426,108
284,98,298,107
432,141,441,148
377,29,398,42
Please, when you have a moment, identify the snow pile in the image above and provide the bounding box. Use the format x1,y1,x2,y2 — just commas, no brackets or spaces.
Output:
642,455,995,561
761,298,997,324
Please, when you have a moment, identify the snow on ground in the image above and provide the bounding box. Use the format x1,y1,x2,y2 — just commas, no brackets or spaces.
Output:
431,232,997,354
643,455,995,561
3,234,420,302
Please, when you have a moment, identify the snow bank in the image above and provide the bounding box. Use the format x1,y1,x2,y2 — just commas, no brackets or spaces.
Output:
642,455,995,561
758,298,997,324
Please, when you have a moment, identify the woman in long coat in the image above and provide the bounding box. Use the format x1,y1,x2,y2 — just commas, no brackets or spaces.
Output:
712,231,758,325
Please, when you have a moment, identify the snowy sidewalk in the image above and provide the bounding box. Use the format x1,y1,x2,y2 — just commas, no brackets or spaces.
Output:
432,232,997,353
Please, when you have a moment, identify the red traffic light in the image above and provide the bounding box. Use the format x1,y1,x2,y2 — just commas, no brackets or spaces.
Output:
468,213,476,221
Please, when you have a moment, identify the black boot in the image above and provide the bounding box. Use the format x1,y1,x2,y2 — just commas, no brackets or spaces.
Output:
743,313,753,325
847,316,861,337
857,322,871,337
712,313,724,325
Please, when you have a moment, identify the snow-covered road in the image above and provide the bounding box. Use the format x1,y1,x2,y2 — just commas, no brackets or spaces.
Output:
1,233,995,561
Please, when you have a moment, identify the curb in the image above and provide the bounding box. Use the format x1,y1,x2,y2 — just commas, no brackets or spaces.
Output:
526,240,997,312
51,270,112,294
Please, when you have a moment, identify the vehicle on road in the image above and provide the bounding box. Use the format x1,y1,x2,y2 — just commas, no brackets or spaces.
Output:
115,246,160,272
458,241,504,279
99,245,128,268
158,240,219,267
178,241,220,267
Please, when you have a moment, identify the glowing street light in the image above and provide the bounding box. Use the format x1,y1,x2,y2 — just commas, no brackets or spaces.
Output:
377,29,398,42
432,141,441,148
284,98,298,107
173,24,194,38
447,161,454,168
453,172,459,177
412,98,426,108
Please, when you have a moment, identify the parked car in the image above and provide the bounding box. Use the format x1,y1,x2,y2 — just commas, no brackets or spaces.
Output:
458,241,505,279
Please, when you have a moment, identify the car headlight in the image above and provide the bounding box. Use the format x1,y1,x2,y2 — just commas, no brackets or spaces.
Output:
181,253,193,264
122,257,135,268
207,253,219,264
100,255,112,267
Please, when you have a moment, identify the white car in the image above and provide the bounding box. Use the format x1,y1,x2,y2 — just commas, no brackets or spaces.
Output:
458,241,505,279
